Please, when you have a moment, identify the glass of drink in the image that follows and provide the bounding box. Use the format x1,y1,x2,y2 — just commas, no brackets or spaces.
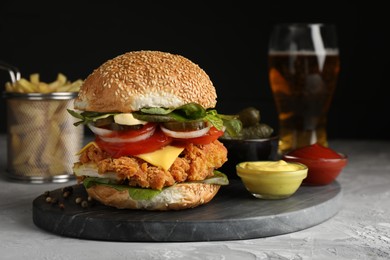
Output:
268,23,340,155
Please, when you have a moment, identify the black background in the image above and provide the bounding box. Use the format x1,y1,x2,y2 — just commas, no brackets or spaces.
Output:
1,1,388,140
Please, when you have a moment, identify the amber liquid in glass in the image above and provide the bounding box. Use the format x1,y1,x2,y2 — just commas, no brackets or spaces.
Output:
268,51,340,154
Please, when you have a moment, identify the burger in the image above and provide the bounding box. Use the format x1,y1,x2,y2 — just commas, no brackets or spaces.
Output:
68,50,236,211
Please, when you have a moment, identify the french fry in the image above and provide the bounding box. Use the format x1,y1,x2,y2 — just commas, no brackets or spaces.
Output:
5,72,84,179
16,78,36,93
29,73,40,86
56,79,83,92
56,73,67,85
5,73,83,93
12,132,43,165
5,82,13,92
10,115,44,133
41,121,61,166
38,82,51,93
10,133,21,153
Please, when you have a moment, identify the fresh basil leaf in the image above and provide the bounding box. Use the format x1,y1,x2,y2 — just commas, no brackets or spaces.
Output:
165,112,189,122
134,103,205,122
67,109,118,126
67,104,240,137
205,110,224,130
67,109,84,119
176,103,206,119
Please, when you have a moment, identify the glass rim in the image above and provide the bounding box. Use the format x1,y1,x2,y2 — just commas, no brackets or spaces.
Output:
272,22,336,27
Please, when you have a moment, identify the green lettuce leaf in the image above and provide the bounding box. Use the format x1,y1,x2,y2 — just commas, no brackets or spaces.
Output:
67,103,241,136
83,171,229,201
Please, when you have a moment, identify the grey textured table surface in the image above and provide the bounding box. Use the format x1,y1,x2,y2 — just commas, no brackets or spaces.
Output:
1,134,390,259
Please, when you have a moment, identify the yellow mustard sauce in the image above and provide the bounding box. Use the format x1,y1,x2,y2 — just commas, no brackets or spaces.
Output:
239,160,303,172
236,160,308,199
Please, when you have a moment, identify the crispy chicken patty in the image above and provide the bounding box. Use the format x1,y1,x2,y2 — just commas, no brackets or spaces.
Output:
75,140,227,190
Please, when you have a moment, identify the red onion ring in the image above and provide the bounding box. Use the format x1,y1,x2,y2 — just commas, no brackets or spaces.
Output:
88,123,156,143
160,125,211,139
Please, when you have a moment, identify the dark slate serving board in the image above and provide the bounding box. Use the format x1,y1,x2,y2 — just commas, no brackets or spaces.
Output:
32,180,342,242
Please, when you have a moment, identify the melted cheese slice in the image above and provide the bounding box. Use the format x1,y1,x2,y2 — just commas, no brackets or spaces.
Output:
135,145,184,171
77,142,184,171
76,141,98,155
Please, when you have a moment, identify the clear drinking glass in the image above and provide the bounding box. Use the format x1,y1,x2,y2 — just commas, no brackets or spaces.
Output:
268,23,340,155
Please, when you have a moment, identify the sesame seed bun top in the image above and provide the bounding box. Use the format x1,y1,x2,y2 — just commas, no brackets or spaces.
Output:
74,50,217,112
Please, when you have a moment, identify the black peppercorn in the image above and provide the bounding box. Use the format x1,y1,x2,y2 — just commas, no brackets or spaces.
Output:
75,197,83,204
81,200,88,208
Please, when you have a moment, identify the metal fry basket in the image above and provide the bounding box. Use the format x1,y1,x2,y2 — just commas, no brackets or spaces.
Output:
4,92,83,183
1,62,83,183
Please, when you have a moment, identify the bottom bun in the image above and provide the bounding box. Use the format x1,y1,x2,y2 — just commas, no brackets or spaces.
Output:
86,183,221,211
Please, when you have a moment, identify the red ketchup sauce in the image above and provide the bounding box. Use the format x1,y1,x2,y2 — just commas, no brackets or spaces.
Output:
287,143,342,160
282,143,347,185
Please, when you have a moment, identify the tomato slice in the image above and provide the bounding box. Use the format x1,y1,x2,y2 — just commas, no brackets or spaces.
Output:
173,127,224,145
96,128,172,157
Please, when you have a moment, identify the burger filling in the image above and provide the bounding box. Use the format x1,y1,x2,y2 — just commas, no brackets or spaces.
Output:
69,103,241,191
74,140,228,190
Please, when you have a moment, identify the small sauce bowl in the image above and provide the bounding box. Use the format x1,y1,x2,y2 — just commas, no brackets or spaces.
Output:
282,153,348,185
236,160,307,199
281,143,348,185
